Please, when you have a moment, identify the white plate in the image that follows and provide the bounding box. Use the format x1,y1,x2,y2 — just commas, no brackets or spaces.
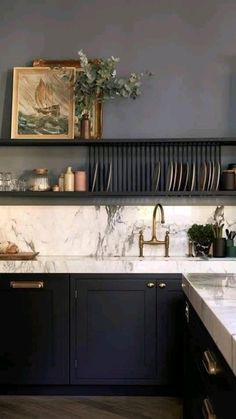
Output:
166,162,173,191
212,161,221,191
190,163,196,191
91,162,98,192
181,162,189,191
171,161,178,191
199,162,207,191
152,161,161,192
206,161,212,191
106,162,112,192
176,162,183,191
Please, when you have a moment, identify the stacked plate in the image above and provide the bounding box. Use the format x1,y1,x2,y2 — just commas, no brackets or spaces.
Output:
165,161,195,192
198,161,221,191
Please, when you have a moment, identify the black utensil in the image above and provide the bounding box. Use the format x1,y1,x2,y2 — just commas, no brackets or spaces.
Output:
226,228,230,238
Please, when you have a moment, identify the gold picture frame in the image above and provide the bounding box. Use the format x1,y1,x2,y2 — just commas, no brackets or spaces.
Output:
33,59,103,139
11,66,75,139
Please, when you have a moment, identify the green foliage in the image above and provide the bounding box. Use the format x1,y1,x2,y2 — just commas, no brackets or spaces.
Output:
212,224,224,238
187,224,214,245
74,50,152,117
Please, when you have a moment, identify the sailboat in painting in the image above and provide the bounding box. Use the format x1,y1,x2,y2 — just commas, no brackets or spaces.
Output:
34,79,60,117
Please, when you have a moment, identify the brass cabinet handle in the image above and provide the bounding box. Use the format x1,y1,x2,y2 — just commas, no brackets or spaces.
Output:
185,302,189,323
158,283,166,288
147,282,155,288
202,350,221,376
202,398,217,419
10,281,44,289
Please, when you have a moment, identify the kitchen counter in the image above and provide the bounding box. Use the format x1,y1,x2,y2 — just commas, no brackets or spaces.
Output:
183,273,236,376
0,255,236,274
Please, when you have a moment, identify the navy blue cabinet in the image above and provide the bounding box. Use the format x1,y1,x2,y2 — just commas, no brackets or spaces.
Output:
70,274,183,386
0,274,69,385
183,299,236,419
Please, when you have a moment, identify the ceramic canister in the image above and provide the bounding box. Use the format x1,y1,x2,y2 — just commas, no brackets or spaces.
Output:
74,171,87,191
64,167,74,191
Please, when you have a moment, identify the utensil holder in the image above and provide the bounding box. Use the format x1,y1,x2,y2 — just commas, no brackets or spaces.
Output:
213,238,226,258
226,246,236,257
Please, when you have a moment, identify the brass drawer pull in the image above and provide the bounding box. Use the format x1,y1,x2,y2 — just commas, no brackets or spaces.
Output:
10,281,44,289
158,283,166,288
202,350,221,376
202,398,217,419
147,282,155,288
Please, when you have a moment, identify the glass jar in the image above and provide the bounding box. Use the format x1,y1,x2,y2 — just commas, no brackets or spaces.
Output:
30,168,50,191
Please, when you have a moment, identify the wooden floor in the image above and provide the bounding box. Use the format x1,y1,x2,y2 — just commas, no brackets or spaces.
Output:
0,396,182,419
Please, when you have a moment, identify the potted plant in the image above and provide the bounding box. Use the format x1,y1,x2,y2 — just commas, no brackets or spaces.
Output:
74,50,152,138
187,224,214,257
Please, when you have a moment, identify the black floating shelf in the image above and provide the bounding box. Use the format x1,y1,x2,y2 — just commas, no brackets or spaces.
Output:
1,137,236,146
0,191,235,197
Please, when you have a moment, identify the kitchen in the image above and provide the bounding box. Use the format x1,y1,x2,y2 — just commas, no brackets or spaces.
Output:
0,1,236,418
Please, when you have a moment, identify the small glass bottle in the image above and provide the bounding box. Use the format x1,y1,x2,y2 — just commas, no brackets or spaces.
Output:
58,173,65,192
64,167,74,191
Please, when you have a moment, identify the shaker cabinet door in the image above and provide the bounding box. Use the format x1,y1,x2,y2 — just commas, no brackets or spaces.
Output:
0,274,69,385
71,276,156,384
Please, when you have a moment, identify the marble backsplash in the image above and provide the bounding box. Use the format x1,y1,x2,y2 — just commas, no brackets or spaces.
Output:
0,205,235,257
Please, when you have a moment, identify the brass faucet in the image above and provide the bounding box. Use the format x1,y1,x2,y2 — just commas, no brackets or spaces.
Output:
139,204,169,257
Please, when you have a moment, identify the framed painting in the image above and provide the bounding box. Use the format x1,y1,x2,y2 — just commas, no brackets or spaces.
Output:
11,67,75,140
33,59,103,139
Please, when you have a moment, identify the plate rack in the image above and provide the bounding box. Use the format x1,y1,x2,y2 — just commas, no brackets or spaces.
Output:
88,141,221,193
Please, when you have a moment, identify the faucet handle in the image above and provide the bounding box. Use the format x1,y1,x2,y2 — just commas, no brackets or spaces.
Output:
164,230,170,257
139,230,144,257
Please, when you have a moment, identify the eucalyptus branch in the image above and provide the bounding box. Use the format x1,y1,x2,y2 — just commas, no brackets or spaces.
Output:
74,50,152,118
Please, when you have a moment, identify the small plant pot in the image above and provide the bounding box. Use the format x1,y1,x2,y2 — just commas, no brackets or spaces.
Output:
213,238,226,258
193,242,211,257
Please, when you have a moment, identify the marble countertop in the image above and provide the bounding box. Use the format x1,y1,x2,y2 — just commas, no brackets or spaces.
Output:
183,273,236,376
0,255,236,274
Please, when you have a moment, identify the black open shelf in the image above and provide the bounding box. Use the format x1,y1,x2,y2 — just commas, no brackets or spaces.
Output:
0,190,235,197
1,137,236,146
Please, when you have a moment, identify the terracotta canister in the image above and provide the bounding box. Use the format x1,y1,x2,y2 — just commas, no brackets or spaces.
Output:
74,171,87,191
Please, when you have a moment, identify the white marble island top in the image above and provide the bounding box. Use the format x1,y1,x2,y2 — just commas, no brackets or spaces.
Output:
183,273,236,376
0,255,236,274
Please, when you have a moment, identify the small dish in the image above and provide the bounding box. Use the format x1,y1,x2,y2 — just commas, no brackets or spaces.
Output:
152,161,161,192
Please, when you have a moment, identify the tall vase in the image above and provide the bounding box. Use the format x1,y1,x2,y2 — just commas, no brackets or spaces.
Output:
80,114,91,140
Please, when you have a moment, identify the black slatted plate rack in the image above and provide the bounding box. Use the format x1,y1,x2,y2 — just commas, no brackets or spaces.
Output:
88,141,221,194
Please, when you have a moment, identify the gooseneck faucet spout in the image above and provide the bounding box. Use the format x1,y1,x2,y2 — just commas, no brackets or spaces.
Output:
152,203,165,240
139,203,169,258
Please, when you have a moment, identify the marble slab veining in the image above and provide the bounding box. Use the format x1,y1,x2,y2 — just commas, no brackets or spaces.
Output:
183,273,236,376
0,205,236,257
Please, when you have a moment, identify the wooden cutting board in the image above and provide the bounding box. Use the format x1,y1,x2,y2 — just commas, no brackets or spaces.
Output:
0,252,39,260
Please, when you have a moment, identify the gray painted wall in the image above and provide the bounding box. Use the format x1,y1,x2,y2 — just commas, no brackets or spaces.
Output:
1,0,236,139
